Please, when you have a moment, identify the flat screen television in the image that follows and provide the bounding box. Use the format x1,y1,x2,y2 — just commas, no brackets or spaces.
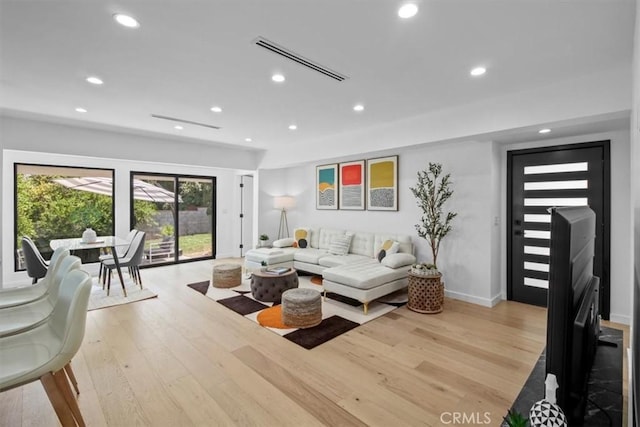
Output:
546,206,600,425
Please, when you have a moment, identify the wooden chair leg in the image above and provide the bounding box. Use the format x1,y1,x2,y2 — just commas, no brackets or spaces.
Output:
64,363,80,395
136,266,143,289
53,369,86,427
40,372,77,427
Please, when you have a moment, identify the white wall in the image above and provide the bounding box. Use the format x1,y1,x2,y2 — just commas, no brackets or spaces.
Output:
1,115,258,287
259,139,501,307
258,128,633,321
499,129,632,324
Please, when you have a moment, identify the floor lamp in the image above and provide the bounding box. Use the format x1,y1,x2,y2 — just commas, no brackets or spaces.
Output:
274,196,295,240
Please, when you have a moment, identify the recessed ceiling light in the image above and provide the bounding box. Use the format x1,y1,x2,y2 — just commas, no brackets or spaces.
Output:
210,106,222,113
272,74,285,83
288,124,297,130
75,107,87,113
398,4,418,18
539,128,551,134
470,67,486,77
353,104,365,112
174,125,184,130
113,13,140,28
245,138,252,142
86,76,103,85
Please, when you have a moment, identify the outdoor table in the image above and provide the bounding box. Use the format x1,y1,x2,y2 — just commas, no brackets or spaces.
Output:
50,236,130,296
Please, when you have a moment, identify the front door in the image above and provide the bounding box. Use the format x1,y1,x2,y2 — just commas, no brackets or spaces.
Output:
507,141,610,318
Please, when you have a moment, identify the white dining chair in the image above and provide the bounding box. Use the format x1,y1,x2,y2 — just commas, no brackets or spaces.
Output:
0,247,70,309
0,268,92,427
0,255,82,337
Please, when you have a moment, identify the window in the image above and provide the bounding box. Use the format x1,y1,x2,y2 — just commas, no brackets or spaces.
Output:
14,164,115,270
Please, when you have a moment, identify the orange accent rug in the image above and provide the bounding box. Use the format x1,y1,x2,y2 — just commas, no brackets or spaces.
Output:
256,305,289,329
310,275,323,285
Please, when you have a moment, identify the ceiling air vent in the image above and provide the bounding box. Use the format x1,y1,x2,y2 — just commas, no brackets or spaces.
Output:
151,114,220,130
254,36,348,82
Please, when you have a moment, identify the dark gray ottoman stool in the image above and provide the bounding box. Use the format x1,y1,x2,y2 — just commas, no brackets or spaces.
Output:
281,288,322,328
250,268,298,302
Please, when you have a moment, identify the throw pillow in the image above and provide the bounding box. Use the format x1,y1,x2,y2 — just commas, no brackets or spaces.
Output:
381,253,416,268
328,234,353,256
293,228,310,249
273,237,295,248
376,239,399,262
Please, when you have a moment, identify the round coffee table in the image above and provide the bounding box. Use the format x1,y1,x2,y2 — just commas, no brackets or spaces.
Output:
250,268,298,302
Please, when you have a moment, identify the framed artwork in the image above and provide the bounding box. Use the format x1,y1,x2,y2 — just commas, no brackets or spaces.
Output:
316,163,338,209
339,160,365,210
367,155,398,211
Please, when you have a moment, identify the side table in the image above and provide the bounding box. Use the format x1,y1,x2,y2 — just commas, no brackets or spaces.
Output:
407,272,444,313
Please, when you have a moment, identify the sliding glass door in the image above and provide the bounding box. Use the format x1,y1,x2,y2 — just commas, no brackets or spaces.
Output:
131,172,215,266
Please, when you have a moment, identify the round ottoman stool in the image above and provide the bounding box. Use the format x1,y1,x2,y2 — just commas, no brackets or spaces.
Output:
212,264,242,288
250,268,298,302
281,288,322,328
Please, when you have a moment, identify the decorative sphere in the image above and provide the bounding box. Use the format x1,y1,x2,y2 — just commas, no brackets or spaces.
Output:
529,399,567,427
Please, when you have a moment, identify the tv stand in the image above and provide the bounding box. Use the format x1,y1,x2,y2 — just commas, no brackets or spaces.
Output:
598,339,617,348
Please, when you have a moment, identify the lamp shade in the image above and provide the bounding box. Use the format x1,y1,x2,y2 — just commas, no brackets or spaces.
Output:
273,195,295,210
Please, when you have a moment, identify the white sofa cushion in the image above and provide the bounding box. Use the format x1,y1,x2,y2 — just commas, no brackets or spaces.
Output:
273,237,295,248
293,248,328,264
317,228,345,250
318,253,371,268
322,260,408,290
350,232,375,257
381,253,416,268
328,233,353,255
245,247,296,264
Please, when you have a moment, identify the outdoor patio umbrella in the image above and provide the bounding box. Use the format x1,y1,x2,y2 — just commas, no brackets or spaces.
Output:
53,177,180,203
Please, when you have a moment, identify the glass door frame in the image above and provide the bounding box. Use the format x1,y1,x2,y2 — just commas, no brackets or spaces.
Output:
130,171,216,267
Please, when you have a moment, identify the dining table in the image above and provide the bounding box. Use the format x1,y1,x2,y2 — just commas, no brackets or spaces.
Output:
50,236,130,296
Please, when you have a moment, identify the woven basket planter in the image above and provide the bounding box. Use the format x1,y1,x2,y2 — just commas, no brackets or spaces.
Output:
407,272,444,314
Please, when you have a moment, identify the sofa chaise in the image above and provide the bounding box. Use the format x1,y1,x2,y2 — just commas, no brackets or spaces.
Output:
244,227,416,313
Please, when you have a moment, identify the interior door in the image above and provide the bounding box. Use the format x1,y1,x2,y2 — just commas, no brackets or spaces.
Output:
507,141,610,318
240,175,254,257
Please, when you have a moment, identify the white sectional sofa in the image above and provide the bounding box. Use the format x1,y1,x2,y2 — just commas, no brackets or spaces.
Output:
244,227,416,313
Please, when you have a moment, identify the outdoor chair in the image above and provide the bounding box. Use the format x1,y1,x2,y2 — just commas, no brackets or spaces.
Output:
102,231,146,294
0,247,70,309
21,236,49,284
0,268,92,427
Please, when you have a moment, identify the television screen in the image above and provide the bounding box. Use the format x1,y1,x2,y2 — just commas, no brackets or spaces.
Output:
546,206,599,424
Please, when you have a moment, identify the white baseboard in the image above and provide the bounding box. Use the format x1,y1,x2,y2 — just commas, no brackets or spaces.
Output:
215,252,237,259
609,313,631,325
444,289,502,307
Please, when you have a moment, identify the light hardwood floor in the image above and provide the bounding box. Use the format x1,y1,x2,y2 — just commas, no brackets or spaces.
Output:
0,259,628,426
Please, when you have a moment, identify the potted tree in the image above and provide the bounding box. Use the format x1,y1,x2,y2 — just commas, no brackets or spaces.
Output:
409,162,457,273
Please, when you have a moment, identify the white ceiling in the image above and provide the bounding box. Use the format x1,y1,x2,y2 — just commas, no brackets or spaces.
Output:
0,0,636,162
